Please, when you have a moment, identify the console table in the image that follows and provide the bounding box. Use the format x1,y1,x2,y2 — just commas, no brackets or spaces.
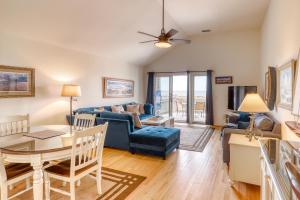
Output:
229,134,261,185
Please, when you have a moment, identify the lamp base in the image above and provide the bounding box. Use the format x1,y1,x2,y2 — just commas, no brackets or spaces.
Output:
245,131,259,142
245,114,258,142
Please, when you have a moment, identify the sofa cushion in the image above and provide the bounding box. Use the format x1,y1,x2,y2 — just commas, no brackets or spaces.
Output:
238,112,250,122
130,126,180,147
103,106,112,112
99,111,134,132
111,105,125,113
144,104,154,115
238,121,249,129
255,115,274,131
139,104,145,114
132,113,142,128
127,104,140,115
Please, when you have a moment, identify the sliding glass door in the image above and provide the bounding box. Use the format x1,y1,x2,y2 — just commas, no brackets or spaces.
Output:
191,73,207,123
154,72,206,124
154,75,170,117
172,75,188,122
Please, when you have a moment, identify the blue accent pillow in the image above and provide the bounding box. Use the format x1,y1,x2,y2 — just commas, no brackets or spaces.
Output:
238,121,250,129
144,104,154,115
238,112,250,122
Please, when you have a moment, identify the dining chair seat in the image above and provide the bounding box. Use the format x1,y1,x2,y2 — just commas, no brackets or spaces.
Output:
45,159,97,177
5,163,33,180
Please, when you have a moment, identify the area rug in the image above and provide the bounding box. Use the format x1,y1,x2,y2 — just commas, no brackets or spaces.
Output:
178,124,214,152
96,167,146,200
10,167,146,200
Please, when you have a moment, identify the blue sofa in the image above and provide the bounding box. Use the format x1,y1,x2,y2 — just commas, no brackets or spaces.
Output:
67,103,180,159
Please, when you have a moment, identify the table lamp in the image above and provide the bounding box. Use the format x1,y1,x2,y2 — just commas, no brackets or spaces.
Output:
61,84,81,133
238,93,270,141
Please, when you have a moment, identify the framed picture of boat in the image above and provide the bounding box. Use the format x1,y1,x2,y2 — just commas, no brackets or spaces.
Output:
103,77,134,98
0,65,35,98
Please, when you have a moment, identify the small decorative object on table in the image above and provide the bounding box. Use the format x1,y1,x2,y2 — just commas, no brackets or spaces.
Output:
238,93,270,141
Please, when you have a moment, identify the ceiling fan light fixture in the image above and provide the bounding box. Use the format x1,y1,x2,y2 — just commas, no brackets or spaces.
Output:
155,41,172,48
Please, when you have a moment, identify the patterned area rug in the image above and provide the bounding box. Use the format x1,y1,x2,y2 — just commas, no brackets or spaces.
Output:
178,124,214,152
97,167,146,200
11,167,145,200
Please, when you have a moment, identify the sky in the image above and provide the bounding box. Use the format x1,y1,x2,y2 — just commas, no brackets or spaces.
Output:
158,75,207,92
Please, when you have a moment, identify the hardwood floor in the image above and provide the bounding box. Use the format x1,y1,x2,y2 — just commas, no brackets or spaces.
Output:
15,129,260,200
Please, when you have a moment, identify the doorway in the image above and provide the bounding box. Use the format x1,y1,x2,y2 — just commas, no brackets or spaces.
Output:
154,72,207,124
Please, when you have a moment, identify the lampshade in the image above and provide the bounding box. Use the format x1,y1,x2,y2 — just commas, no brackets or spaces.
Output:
238,93,270,113
61,84,81,97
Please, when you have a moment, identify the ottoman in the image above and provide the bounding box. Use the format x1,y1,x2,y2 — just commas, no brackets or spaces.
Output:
129,126,180,159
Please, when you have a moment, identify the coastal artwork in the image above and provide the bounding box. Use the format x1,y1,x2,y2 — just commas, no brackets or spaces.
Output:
277,60,296,110
103,77,134,98
0,66,35,98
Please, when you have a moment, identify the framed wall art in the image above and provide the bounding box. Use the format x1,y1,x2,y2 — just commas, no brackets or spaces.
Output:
215,76,233,84
103,77,134,98
0,65,35,98
277,60,296,110
293,50,300,116
264,72,269,101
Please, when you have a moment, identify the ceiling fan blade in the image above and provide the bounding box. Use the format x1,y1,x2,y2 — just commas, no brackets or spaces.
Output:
139,40,158,43
170,38,191,44
166,29,178,38
138,31,159,38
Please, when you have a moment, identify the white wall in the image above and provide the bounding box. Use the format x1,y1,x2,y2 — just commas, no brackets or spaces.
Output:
0,33,143,125
145,30,261,125
261,0,300,140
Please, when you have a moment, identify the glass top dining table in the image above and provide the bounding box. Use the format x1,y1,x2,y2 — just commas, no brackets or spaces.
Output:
0,125,73,153
0,125,75,200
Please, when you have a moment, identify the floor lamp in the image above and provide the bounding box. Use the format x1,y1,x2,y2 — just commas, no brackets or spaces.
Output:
61,84,81,134
238,93,270,141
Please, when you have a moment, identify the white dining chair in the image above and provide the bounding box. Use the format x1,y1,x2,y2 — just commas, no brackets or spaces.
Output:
73,113,96,131
0,156,33,200
0,114,30,137
44,123,108,200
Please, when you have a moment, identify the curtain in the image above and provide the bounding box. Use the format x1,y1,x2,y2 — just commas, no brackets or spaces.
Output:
205,70,214,125
146,72,155,105
186,71,191,123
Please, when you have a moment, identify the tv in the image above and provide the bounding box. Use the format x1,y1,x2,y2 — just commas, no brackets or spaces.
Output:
228,86,257,111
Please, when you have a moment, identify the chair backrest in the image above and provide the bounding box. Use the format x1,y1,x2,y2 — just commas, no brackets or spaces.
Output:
175,100,183,111
195,102,205,110
0,114,30,137
70,123,108,176
73,114,96,131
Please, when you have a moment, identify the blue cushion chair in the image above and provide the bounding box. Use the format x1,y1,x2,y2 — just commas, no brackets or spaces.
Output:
129,126,180,159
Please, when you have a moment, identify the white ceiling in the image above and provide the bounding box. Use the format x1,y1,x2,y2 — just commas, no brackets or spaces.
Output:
0,0,269,66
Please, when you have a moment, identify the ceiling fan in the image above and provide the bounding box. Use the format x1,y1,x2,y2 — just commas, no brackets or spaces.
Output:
138,0,191,48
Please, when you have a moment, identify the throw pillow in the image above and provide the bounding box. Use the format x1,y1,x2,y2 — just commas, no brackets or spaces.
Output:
238,112,250,122
127,104,140,115
139,104,145,114
131,112,142,128
94,107,105,112
111,105,125,113
254,115,274,131
238,121,250,129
